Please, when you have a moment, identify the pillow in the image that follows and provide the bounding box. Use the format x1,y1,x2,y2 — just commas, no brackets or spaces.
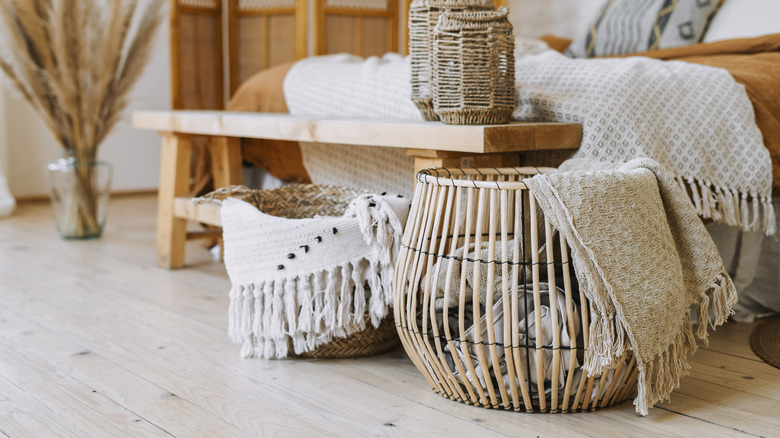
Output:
566,0,725,58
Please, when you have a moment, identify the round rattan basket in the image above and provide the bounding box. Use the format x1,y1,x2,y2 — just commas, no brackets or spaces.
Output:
432,8,515,125
409,0,495,121
200,184,401,359
394,168,638,412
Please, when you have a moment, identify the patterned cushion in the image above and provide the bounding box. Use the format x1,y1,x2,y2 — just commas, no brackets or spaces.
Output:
566,0,725,58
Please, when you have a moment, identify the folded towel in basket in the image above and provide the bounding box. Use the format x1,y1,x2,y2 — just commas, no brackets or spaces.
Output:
524,157,738,415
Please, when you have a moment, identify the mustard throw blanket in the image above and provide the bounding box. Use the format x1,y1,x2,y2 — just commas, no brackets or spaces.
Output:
523,158,738,415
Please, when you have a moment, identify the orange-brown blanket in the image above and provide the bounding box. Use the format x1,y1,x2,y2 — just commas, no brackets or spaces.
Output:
231,34,780,193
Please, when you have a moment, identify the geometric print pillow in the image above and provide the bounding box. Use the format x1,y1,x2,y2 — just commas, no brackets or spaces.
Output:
566,0,725,58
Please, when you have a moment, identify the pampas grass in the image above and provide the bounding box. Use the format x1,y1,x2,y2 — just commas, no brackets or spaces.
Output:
0,0,163,161
0,0,163,237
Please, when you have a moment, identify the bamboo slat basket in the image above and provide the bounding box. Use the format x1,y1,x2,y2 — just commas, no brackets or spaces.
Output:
198,184,400,359
409,0,495,121
433,8,515,125
394,168,638,412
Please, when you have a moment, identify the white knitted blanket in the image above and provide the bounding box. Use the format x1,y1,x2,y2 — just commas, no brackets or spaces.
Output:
524,158,738,415
283,43,775,233
218,192,409,359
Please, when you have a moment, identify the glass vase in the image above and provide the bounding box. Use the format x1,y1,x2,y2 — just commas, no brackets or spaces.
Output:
47,156,112,239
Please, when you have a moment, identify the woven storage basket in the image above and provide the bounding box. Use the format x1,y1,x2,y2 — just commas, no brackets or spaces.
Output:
433,8,515,125
409,0,494,121
199,184,402,359
394,168,638,413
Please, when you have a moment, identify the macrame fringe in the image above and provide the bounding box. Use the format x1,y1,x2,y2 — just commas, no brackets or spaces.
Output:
632,270,736,416
229,194,404,359
584,306,630,376
675,176,776,235
229,259,394,359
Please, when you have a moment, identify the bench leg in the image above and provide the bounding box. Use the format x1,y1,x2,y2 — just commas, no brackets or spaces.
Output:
207,136,243,262
157,133,192,269
208,136,244,189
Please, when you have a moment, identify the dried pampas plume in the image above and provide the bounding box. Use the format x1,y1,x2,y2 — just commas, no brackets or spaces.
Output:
0,0,163,161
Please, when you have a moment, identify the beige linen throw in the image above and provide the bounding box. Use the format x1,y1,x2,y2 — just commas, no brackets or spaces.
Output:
523,158,738,415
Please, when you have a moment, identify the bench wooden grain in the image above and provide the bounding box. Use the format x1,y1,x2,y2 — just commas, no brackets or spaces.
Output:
132,110,582,268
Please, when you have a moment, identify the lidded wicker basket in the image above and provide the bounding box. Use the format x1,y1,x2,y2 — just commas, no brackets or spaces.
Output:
394,168,638,413
409,0,495,121
433,8,516,125
198,184,402,359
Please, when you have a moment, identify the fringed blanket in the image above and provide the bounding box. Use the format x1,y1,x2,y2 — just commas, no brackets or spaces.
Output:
523,157,738,415
283,42,775,233
218,192,409,359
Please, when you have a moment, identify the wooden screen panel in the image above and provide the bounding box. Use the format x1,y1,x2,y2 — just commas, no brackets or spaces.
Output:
235,15,296,86
314,0,398,56
228,0,305,96
361,16,391,56
170,0,223,110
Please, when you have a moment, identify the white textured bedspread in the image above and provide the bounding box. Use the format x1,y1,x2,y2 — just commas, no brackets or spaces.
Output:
284,43,774,233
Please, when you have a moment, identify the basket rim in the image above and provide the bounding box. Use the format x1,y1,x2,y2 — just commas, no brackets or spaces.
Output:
417,166,555,189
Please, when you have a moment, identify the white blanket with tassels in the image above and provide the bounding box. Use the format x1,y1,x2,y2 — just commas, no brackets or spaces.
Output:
220,193,409,359
284,41,775,234
524,158,739,415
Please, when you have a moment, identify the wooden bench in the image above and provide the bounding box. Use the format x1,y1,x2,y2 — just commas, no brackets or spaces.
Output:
132,110,582,268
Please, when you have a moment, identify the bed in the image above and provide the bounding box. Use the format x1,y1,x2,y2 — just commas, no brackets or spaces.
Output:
171,0,780,320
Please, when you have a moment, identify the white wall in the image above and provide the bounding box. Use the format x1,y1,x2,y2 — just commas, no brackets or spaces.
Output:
704,0,780,42
508,0,604,39
0,13,170,199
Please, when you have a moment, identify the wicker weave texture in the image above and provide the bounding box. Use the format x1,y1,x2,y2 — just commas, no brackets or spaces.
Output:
200,184,367,218
394,168,638,412
300,316,399,358
409,0,495,121
433,8,515,125
199,184,401,358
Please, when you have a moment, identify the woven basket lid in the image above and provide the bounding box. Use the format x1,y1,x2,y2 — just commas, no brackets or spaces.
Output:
437,6,511,31
410,0,494,8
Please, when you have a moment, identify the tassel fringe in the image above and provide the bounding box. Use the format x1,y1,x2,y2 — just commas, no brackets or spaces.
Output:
231,257,396,359
677,177,775,235
230,194,404,359
632,269,737,416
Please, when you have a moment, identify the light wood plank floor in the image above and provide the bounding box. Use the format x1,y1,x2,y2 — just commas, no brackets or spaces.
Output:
1,195,778,437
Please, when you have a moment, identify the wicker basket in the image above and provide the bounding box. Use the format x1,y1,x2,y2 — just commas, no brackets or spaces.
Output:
199,184,401,359
409,0,495,121
394,168,638,412
433,8,515,125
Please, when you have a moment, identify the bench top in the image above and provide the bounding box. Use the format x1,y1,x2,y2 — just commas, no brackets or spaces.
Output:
132,110,582,154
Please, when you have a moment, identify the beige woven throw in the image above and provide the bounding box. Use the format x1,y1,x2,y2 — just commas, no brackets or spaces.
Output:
523,158,738,415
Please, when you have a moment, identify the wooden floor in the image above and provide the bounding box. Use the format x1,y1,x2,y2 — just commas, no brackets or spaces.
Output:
1,195,778,438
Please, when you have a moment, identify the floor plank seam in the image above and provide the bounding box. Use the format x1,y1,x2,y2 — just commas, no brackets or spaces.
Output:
699,346,763,363
654,406,762,437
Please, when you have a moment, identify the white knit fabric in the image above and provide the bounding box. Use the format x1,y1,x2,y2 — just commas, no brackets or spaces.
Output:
299,143,416,197
220,192,409,358
285,53,420,198
283,42,775,233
